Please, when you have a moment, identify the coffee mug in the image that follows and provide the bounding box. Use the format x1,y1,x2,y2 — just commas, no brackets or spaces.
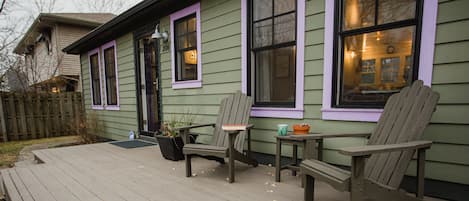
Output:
277,124,288,136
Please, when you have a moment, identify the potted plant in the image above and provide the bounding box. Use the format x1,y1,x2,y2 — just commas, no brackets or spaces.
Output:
155,114,196,161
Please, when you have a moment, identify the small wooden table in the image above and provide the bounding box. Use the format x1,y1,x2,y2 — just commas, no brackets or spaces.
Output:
275,133,323,183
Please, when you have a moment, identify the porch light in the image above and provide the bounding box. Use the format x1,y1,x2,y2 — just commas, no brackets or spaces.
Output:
151,24,168,42
184,50,197,65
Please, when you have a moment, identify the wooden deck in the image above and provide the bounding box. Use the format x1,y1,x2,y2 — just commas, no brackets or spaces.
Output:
0,142,442,201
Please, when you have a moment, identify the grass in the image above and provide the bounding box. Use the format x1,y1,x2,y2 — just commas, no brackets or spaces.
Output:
0,136,80,168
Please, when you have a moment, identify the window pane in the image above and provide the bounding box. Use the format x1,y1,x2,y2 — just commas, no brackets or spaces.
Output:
107,78,117,105
343,0,375,31
253,19,273,48
104,47,117,105
104,48,115,77
274,13,296,44
378,0,416,24
274,0,296,15
187,32,197,48
255,46,296,104
187,17,196,32
90,54,99,78
90,54,101,105
177,36,187,49
93,80,101,105
176,49,197,81
176,20,186,36
253,0,272,21
340,26,415,105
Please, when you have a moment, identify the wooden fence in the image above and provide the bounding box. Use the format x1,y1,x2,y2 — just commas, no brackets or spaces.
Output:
0,92,84,142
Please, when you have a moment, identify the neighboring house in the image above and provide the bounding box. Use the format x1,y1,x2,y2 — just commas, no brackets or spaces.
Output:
63,0,469,199
13,13,115,92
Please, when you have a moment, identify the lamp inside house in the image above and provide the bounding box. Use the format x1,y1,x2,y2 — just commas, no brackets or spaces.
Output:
184,50,197,65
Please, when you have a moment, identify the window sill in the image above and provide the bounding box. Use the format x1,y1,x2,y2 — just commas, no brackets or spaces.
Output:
321,108,383,122
251,107,304,119
91,105,104,110
105,105,120,111
172,80,202,89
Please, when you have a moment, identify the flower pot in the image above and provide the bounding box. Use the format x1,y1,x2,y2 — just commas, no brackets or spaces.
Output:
155,134,197,161
292,124,310,135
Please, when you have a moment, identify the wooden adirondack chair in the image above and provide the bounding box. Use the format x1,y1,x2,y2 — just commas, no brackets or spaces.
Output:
177,91,258,183
301,80,440,201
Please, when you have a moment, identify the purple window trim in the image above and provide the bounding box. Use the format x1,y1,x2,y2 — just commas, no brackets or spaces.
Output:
88,48,104,110
241,0,306,119
170,3,202,89
321,0,438,122
101,40,120,111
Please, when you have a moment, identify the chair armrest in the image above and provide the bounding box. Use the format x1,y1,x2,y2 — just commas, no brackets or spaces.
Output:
175,123,216,131
339,140,432,157
289,133,371,140
223,124,254,135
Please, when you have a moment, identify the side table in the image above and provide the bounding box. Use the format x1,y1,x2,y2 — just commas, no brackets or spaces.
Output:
275,133,323,183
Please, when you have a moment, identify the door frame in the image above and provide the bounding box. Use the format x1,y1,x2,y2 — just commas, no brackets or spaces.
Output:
133,21,162,136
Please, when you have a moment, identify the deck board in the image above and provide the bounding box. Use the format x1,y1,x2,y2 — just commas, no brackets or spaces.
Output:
1,170,24,201
7,169,34,201
2,142,349,201
14,167,57,201
28,165,81,201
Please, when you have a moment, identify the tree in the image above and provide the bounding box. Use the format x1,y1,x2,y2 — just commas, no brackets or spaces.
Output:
72,0,138,14
0,0,6,15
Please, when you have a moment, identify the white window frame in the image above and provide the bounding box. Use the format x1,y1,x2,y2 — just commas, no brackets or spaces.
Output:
88,48,103,110
321,0,438,122
241,0,306,119
170,3,202,89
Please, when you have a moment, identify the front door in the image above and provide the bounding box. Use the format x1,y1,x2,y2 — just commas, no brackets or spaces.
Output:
136,36,161,136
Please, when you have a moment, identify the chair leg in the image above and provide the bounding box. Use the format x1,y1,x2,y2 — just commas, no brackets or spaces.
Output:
229,154,235,183
304,174,315,201
416,149,426,199
186,154,192,177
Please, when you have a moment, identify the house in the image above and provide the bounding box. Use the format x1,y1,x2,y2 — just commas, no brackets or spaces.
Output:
63,0,469,199
12,13,115,92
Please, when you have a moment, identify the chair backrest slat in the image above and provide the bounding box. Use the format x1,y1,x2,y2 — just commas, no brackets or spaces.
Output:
211,91,253,152
364,81,439,189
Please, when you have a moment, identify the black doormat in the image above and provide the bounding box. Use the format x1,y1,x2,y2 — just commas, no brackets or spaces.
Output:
110,140,156,149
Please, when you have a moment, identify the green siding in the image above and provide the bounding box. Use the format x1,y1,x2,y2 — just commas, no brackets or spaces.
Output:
80,33,138,140
78,0,469,185
158,0,469,185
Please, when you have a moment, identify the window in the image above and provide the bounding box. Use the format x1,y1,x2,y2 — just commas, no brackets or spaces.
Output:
170,3,202,89
249,0,297,107
89,50,102,108
321,0,438,121
241,0,305,119
174,15,197,81
103,45,118,107
87,41,120,110
333,0,423,108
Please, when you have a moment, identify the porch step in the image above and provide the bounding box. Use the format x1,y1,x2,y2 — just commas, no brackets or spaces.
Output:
1,169,26,201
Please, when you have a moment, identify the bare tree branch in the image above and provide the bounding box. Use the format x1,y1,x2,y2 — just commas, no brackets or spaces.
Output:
0,0,6,15
72,0,133,14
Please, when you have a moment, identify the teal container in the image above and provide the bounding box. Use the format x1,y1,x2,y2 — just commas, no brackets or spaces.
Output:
277,124,288,136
